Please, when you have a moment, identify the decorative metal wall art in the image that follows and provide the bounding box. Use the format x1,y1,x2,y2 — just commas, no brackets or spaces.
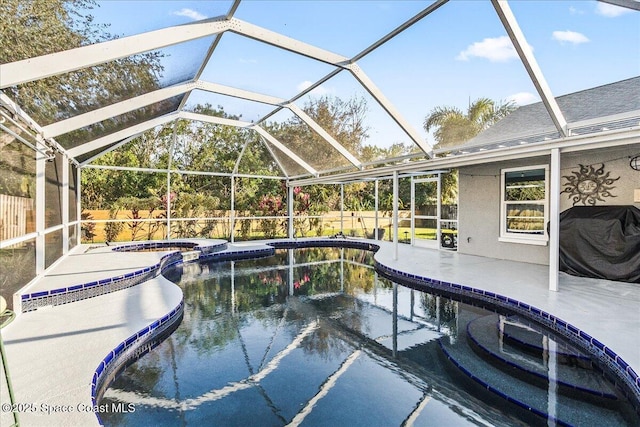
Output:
630,155,639,171
561,163,620,206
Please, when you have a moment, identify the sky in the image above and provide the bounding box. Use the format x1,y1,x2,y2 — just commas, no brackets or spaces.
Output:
90,0,640,151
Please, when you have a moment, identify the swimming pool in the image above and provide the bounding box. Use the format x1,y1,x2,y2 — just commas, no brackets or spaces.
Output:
99,247,638,426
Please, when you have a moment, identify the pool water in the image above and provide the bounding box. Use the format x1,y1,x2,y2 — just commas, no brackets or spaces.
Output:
99,248,638,426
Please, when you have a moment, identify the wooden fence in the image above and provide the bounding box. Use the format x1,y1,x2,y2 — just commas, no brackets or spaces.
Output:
0,194,34,241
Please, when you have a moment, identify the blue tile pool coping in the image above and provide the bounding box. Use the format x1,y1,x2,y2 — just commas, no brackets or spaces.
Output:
91,300,184,426
438,338,573,426
19,251,183,313
465,316,618,400
111,240,228,255
19,240,228,313
372,256,640,409
22,237,637,422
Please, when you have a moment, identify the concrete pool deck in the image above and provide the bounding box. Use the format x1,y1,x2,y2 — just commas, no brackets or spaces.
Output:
1,238,638,426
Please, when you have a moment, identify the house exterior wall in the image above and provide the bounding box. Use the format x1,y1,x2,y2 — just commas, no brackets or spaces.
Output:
559,145,640,211
457,144,640,265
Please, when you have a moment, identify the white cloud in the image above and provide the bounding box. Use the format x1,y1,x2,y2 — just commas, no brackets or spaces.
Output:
552,30,590,44
507,92,539,106
239,58,258,64
456,36,523,62
172,8,207,21
569,6,585,15
297,80,331,96
596,2,632,17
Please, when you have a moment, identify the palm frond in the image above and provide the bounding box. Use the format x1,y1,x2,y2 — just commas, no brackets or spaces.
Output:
423,106,464,132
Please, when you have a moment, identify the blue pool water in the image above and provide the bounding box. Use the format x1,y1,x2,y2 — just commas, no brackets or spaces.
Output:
99,248,638,426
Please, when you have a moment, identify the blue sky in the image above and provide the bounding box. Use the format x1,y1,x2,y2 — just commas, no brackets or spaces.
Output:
92,0,639,150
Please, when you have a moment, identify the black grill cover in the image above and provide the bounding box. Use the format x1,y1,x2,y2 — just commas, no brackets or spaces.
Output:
559,206,640,283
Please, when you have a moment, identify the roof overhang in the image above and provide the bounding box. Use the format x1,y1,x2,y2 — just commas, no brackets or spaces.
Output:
289,126,640,186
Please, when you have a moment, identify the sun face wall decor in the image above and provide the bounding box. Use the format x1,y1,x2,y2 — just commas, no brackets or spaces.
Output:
561,163,620,206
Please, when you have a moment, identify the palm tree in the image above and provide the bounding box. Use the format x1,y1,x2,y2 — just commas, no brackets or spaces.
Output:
424,98,517,148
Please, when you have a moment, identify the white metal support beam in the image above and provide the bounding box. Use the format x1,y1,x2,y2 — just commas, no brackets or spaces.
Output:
346,63,433,156
179,111,253,128
288,185,294,238
340,184,344,234
178,0,242,111
229,18,350,67
0,19,230,88
549,148,560,292
374,179,379,240
258,135,289,177
393,171,399,260
351,0,449,62
84,164,283,179
410,176,415,245
195,82,361,169
289,128,640,186
197,81,286,106
286,103,362,169
62,155,69,254
42,82,196,138
251,126,318,176
257,69,344,124
68,112,179,157
79,134,141,167
492,0,568,137
0,93,74,162
230,176,235,243
76,165,81,244
180,112,318,175
35,138,46,275
233,139,252,174
180,113,317,175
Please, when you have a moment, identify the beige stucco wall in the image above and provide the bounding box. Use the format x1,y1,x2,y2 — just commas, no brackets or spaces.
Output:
457,144,640,265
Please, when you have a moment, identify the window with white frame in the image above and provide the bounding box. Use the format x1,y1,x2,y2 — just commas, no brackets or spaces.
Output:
500,165,548,245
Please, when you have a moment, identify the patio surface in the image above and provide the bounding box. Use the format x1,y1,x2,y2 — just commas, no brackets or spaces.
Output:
1,239,638,426
374,240,640,373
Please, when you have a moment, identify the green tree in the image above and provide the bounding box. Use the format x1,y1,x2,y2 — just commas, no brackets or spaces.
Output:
0,0,164,138
423,98,517,148
267,96,369,172
422,98,516,208
81,150,168,209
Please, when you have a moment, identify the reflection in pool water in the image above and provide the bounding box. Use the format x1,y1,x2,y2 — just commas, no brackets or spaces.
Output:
100,248,638,426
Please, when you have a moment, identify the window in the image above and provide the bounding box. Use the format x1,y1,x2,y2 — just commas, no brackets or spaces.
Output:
500,165,548,245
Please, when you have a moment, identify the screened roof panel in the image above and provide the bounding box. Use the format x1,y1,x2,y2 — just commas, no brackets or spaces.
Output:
0,127,36,198
7,63,159,127
2,1,106,62
7,36,214,127
76,141,123,165
169,120,250,174
358,0,541,150
55,95,182,150
93,1,234,37
258,132,310,178
296,70,426,159
236,136,282,176
87,124,175,168
233,1,430,58
265,108,358,172
184,89,277,123
150,36,218,88
1,0,638,180
200,32,339,100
